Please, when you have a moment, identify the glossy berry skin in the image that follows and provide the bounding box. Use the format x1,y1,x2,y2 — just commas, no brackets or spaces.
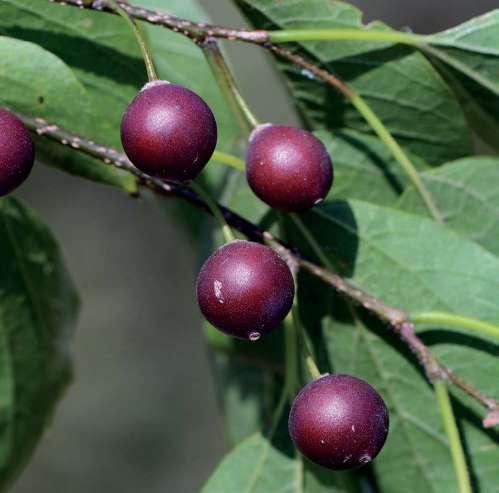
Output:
246,124,333,211
196,240,294,341
121,81,217,182
289,374,389,470
0,109,35,197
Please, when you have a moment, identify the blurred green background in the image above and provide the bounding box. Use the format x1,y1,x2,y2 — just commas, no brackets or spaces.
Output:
11,0,497,492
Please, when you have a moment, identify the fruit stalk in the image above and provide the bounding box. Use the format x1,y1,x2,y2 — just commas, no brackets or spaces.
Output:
435,381,473,493
190,181,235,243
200,38,259,134
106,0,158,81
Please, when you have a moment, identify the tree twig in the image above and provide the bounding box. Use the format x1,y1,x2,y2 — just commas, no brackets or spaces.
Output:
21,113,499,428
58,0,269,43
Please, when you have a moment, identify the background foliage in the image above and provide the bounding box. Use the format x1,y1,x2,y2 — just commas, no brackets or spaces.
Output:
0,0,498,492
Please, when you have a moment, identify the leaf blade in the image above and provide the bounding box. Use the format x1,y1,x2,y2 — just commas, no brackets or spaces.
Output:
0,197,78,488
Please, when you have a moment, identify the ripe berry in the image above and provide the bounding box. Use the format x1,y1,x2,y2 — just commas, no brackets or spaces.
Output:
196,240,294,340
120,81,217,182
0,108,35,197
289,374,389,470
246,124,333,211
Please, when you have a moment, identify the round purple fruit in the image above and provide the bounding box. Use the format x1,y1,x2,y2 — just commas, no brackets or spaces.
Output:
246,124,333,211
289,374,389,470
121,81,217,182
0,108,35,197
196,240,295,340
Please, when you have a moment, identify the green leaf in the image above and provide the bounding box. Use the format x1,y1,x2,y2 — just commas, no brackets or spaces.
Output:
202,433,355,493
211,355,275,446
430,10,499,149
0,35,134,191
202,434,295,493
399,157,499,256
319,129,428,206
0,0,144,145
235,0,472,165
287,201,499,492
0,197,78,488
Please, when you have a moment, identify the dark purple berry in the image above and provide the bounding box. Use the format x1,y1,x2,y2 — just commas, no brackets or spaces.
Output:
246,124,333,211
196,240,294,340
120,81,217,182
289,374,389,470
0,108,35,197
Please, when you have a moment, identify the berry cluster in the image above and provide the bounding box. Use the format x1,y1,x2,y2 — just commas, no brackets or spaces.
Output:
120,81,388,470
0,79,388,470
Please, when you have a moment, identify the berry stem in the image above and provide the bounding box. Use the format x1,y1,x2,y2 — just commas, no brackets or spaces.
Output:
190,181,235,243
304,355,322,382
285,214,324,381
200,38,259,134
412,311,499,341
107,0,158,81
212,151,245,171
280,215,321,388
283,311,300,397
434,381,473,493
349,92,443,223
289,213,334,271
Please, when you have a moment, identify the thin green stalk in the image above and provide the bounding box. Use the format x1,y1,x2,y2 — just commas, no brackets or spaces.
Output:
283,311,300,397
287,214,325,381
304,355,322,381
289,213,333,271
291,300,322,382
434,381,473,493
350,93,443,222
267,385,288,438
413,312,499,341
201,38,259,134
269,29,430,46
190,181,235,243
280,214,321,384
212,150,245,171
108,0,158,81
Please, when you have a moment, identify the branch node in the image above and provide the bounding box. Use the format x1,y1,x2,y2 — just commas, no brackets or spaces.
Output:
483,408,499,429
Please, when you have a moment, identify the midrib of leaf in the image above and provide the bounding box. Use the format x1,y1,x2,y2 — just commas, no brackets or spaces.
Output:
242,435,301,493
243,435,274,493
3,0,144,80
431,39,499,56
422,45,499,95
421,174,499,219
433,11,499,55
